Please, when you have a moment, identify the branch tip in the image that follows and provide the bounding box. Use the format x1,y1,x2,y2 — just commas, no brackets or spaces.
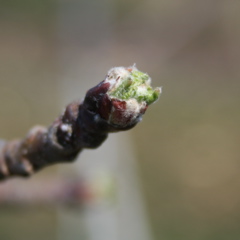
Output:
0,65,161,181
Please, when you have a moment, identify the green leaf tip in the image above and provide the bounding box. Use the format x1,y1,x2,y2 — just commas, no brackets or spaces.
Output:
108,66,161,105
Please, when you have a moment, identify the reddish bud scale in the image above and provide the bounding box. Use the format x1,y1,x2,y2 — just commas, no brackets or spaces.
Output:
110,99,129,126
83,80,143,132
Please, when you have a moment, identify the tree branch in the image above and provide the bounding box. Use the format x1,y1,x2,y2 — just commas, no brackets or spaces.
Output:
0,66,161,181
0,178,94,206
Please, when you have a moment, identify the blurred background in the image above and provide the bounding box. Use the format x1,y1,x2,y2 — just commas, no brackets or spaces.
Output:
0,0,240,239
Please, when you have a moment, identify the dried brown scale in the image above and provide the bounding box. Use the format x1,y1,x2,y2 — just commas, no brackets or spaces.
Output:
0,66,160,181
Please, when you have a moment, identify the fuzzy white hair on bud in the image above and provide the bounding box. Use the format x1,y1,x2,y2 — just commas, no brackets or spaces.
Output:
106,65,161,105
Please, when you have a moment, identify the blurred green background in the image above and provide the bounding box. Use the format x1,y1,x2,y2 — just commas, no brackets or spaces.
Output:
0,0,240,239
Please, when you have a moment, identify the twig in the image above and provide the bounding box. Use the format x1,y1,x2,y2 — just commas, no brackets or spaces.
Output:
0,178,95,206
0,66,160,181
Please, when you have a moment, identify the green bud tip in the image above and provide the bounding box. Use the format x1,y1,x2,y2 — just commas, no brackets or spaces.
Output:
107,65,161,105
